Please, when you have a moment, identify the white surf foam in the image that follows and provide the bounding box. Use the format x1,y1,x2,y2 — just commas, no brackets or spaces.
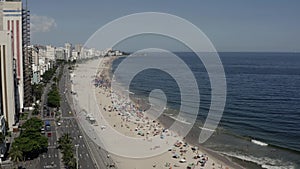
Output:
220,151,295,169
251,139,268,146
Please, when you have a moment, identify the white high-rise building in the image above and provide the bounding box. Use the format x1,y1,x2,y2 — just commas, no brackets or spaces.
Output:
0,31,16,131
55,47,65,60
65,43,72,61
31,46,40,84
71,50,78,61
46,45,55,60
1,1,24,112
75,44,82,54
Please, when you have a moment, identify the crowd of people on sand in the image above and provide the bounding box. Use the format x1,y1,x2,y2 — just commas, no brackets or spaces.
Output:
168,141,210,169
90,58,227,169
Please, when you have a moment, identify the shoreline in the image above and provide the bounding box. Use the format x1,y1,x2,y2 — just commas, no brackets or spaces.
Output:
70,55,273,169
72,54,300,169
108,55,291,169
93,55,244,169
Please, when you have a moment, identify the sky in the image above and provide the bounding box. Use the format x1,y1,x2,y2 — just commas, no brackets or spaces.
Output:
28,0,300,52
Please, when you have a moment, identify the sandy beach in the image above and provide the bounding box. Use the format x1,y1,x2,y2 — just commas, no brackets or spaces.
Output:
71,56,243,169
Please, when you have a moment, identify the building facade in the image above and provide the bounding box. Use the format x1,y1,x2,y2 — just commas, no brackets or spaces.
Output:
0,31,16,132
1,1,24,112
30,45,56,84
55,47,65,60
65,43,72,61
22,7,32,107
46,45,55,60
31,46,39,84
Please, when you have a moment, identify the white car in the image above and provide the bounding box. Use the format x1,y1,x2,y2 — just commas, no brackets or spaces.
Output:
57,122,61,126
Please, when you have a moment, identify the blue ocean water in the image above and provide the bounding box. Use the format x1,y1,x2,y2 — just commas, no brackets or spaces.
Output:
112,52,300,168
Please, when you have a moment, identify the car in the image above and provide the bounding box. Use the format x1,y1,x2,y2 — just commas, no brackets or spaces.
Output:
79,135,82,139
41,128,45,134
47,132,52,137
57,122,61,126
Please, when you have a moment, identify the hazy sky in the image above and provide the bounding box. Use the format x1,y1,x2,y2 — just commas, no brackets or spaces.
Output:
28,0,300,52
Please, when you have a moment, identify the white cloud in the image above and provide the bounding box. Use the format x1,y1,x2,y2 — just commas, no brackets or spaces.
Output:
30,14,57,33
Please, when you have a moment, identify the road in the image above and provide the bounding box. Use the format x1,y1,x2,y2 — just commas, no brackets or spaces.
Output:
39,121,60,169
59,65,117,169
40,67,60,118
14,64,115,169
38,65,97,169
58,65,97,169
38,67,61,169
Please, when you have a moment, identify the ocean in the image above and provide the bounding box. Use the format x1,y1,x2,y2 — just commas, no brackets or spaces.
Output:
112,52,300,169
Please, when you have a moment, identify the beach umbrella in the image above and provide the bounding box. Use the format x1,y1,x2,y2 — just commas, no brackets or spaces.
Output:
187,163,194,168
179,159,186,163
191,146,198,151
172,154,179,159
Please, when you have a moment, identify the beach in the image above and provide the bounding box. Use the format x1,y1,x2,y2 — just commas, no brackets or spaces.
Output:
71,56,243,169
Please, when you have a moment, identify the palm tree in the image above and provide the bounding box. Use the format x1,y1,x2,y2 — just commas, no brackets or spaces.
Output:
9,145,23,165
58,133,77,168
0,132,5,144
66,157,76,169
58,133,72,148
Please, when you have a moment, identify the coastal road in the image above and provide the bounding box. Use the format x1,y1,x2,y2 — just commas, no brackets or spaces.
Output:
58,65,98,169
39,119,61,169
60,64,117,169
57,118,97,169
40,67,60,118
38,67,61,169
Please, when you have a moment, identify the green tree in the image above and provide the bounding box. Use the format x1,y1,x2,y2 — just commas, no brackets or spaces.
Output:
14,135,47,155
47,84,61,108
0,132,4,144
57,133,72,148
41,67,57,83
21,117,43,133
9,145,23,163
58,133,77,169
32,103,40,115
32,84,44,100
9,117,48,160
